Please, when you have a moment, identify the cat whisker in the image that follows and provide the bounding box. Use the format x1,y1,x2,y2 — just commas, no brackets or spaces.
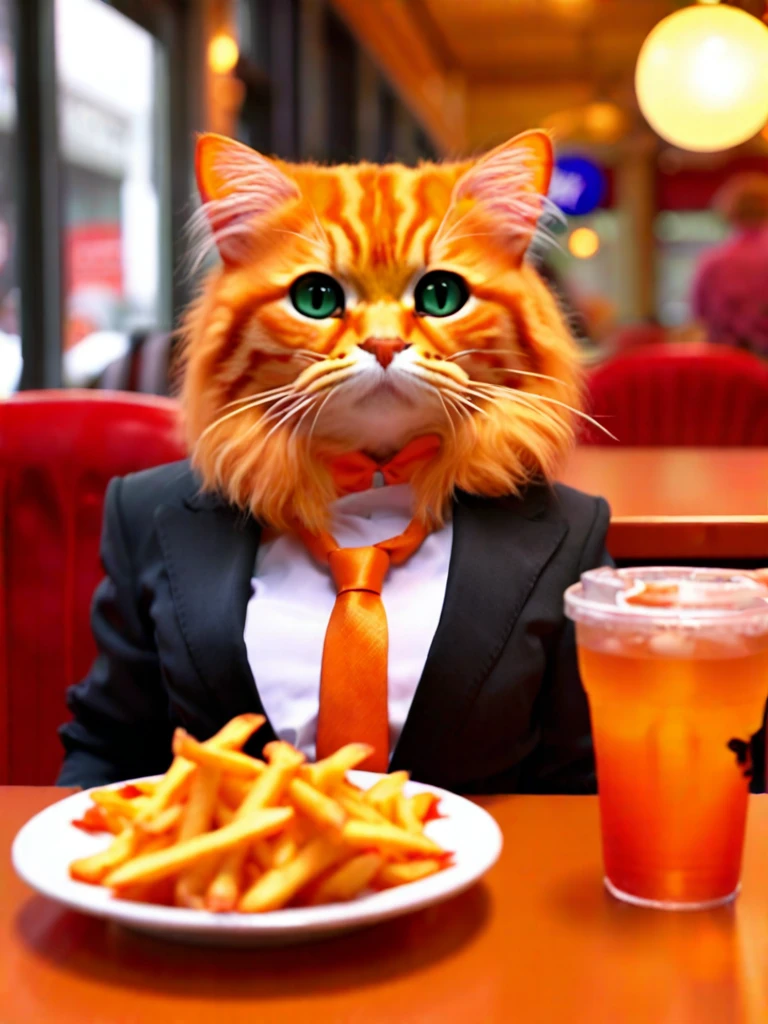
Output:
473,381,617,440
434,389,458,445
272,228,325,250
446,349,520,362
200,390,299,441
220,384,297,411
447,352,569,391
288,395,323,453
262,394,320,444
488,367,570,388
306,387,341,450
451,393,492,418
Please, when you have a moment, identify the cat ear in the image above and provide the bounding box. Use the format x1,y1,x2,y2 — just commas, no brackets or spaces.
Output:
194,133,300,263
436,130,553,257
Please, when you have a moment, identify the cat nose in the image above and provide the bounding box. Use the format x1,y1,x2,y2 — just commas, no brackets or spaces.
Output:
360,337,409,369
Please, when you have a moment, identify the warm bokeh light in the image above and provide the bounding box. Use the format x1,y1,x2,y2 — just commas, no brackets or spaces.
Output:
584,102,626,143
208,33,240,75
568,227,600,259
635,5,768,152
549,0,593,12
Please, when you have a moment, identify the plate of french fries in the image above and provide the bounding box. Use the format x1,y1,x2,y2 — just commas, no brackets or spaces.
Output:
12,715,502,945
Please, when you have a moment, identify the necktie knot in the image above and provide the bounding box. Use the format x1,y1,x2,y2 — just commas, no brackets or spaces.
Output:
328,545,391,596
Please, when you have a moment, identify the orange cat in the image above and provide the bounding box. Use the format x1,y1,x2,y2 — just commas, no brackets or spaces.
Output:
181,131,583,532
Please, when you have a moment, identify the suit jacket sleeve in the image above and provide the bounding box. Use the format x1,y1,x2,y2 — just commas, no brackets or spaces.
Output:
518,496,612,794
57,477,173,788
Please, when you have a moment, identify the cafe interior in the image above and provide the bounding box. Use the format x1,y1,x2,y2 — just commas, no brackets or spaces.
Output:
5,0,768,1020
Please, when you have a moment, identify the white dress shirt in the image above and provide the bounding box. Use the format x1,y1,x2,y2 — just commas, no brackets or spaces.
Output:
244,483,453,761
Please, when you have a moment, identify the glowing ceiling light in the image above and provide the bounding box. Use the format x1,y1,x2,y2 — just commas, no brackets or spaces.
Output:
635,4,768,153
568,227,600,259
208,33,240,75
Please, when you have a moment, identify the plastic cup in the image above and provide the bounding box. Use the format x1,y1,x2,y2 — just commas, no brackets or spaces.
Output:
565,567,768,910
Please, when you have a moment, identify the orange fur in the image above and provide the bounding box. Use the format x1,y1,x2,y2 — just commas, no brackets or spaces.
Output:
181,132,582,531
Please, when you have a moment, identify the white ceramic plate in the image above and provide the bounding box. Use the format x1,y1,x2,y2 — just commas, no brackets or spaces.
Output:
12,771,503,946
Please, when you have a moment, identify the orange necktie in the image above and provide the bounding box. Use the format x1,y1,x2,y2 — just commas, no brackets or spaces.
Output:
295,436,440,770
295,517,430,771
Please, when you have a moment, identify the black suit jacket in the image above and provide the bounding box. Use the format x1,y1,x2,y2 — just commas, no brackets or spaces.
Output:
58,460,611,794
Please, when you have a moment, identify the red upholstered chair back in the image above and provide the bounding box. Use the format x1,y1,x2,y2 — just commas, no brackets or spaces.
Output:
582,343,768,446
0,391,185,784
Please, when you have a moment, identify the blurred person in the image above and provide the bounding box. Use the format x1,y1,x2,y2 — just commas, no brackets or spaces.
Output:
691,173,768,354
58,130,610,795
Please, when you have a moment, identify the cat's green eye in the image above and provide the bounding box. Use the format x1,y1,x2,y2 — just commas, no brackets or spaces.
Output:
290,273,345,319
414,271,469,318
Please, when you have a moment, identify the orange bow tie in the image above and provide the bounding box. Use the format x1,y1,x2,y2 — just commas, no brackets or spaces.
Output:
328,434,442,495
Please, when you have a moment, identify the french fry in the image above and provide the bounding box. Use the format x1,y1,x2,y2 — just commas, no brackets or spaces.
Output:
363,771,410,816
375,858,446,888
138,803,182,836
394,793,423,835
69,715,451,914
131,780,158,796
271,830,298,868
302,744,374,791
72,805,121,835
136,714,266,827
251,839,275,872
218,776,252,809
204,744,304,911
90,789,151,820
310,853,383,905
173,766,221,908
105,807,294,890
211,713,266,751
205,857,244,913
341,819,443,857
133,757,194,827
70,827,139,884
409,791,441,824
263,741,307,769
288,778,347,832
174,856,222,910
214,801,237,828
335,790,389,825
172,729,265,778
238,837,346,913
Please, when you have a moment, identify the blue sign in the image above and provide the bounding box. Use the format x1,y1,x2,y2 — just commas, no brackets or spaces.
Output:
549,156,606,217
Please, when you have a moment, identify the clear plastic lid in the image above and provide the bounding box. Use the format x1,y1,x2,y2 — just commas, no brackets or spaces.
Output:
564,567,768,633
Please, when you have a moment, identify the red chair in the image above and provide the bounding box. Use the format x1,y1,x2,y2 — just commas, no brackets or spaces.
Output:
0,391,185,784
582,343,768,446
608,323,668,356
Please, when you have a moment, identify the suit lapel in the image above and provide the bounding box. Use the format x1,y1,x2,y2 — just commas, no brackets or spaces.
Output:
155,496,277,744
391,487,567,778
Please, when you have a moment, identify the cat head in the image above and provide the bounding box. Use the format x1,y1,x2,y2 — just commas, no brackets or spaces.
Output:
181,131,582,531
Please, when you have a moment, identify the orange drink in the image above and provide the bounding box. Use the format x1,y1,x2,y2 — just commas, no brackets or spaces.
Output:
565,568,768,910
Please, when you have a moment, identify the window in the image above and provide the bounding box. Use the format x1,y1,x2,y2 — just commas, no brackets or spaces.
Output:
0,0,20,395
326,10,357,163
56,0,169,386
655,211,728,327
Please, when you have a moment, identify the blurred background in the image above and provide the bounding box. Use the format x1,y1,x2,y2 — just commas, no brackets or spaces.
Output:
7,0,768,787
2,0,768,394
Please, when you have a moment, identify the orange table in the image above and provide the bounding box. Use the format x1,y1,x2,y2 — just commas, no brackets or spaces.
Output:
4,787,768,1023
562,447,768,561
